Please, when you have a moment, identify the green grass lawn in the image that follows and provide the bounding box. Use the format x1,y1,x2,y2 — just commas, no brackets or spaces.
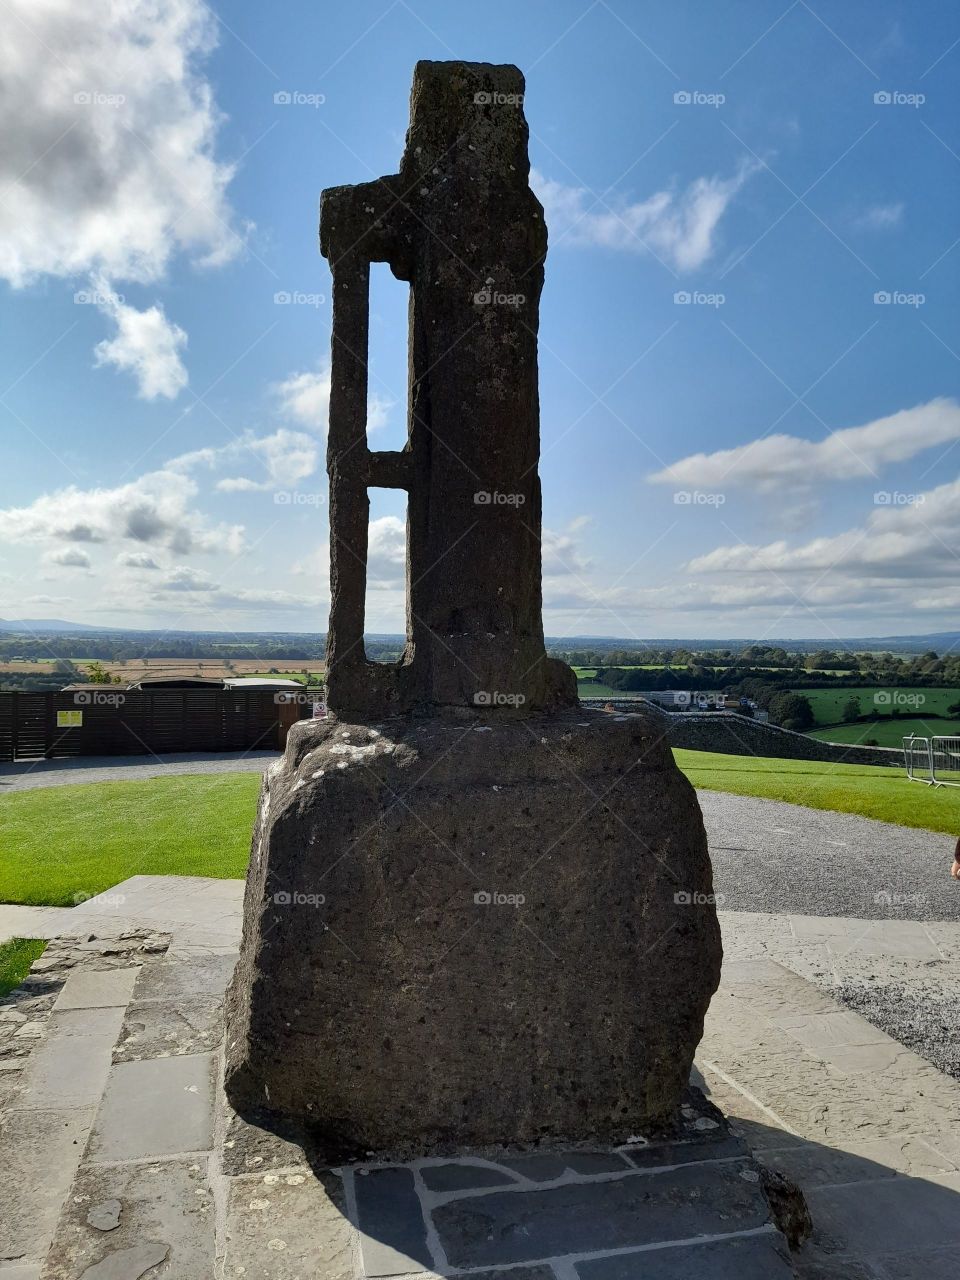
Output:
675,748,960,835
0,938,46,996
798,686,960,726
575,680,646,699
809,716,960,748
0,773,260,906
2,750,957,909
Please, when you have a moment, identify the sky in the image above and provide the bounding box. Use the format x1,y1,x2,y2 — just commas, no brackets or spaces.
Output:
1,0,958,642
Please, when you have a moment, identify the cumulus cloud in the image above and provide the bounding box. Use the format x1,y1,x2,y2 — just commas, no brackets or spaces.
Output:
118,551,161,569
159,565,218,592
649,399,960,492
367,516,406,587
533,160,759,272
689,473,960,580
0,471,244,557
0,0,240,288
94,292,188,399
275,364,393,434
169,429,320,491
45,546,91,569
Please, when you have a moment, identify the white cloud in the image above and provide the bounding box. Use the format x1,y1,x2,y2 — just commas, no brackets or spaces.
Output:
275,364,393,434
45,546,91,569
118,551,161,569
533,160,759,272
170,429,320,491
94,293,188,399
0,471,244,556
686,476,960,586
160,565,217,592
276,367,331,429
0,0,240,289
856,202,904,230
367,516,406,587
649,399,960,492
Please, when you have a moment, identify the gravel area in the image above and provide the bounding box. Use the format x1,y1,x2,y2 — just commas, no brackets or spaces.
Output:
702,789,960,922
0,750,278,792
835,973,960,1081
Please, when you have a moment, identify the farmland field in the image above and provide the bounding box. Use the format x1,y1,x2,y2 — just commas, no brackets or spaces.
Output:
0,658,326,682
797,686,960,725
809,717,960,748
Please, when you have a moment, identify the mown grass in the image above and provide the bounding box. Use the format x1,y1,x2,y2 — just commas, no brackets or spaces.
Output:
674,748,960,835
809,716,960,747
0,773,260,906
0,938,47,996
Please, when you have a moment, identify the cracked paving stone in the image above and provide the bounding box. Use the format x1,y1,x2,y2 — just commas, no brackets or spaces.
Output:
77,1241,169,1279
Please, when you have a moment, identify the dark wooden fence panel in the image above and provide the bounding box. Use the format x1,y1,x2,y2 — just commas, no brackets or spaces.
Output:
0,690,314,762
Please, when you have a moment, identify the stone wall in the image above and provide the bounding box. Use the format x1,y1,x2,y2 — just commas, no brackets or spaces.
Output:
581,700,903,768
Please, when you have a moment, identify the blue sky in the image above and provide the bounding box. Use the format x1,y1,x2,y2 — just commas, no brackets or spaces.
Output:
1,0,958,640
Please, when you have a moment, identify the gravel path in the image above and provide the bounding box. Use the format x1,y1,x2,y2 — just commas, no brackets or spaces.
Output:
701,789,960,922
0,750,278,792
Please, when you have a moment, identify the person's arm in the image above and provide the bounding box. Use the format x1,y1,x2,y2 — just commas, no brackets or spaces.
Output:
952,837,960,880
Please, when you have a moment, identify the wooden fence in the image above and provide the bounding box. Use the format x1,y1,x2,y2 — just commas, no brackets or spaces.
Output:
0,689,315,762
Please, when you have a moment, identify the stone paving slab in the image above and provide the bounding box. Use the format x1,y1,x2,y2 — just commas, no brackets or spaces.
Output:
0,906,75,946
40,1158,214,1280
112,997,224,1062
15,1023,114,1110
130,954,237,1003
61,876,244,951
431,1160,771,1269
86,1052,215,1162
419,1161,520,1192
223,1169,354,1278
758,1135,958,1187
805,1174,960,1257
497,1150,633,1181
52,967,140,1012
575,1228,794,1279
0,1108,95,1265
354,1167,434,1275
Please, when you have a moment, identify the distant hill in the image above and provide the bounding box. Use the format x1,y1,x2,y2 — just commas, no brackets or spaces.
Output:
0,618,103,633
0,621,956,652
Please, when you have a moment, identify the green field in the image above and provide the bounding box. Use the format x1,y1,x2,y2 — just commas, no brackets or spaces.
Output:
798,686,960,726
809,717,960,748
2,748,957,908
575,680,645,699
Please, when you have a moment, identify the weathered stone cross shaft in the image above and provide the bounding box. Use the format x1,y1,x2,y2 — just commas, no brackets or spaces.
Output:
319,60,575,719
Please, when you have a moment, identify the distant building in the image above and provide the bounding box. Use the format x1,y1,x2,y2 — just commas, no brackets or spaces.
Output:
643,691,728,711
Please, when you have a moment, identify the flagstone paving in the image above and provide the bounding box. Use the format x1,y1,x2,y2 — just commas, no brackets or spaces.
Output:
2,870,960,1276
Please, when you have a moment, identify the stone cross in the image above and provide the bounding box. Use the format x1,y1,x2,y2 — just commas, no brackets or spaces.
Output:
225,60,721,1160
319,60,575,719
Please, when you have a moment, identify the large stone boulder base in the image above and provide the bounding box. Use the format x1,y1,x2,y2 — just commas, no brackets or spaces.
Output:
224,709,722,1159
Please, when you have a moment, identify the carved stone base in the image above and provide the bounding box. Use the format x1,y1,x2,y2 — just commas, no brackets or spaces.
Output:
224,708,722,1159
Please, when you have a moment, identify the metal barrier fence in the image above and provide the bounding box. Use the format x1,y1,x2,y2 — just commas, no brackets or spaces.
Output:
904,735,960,786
